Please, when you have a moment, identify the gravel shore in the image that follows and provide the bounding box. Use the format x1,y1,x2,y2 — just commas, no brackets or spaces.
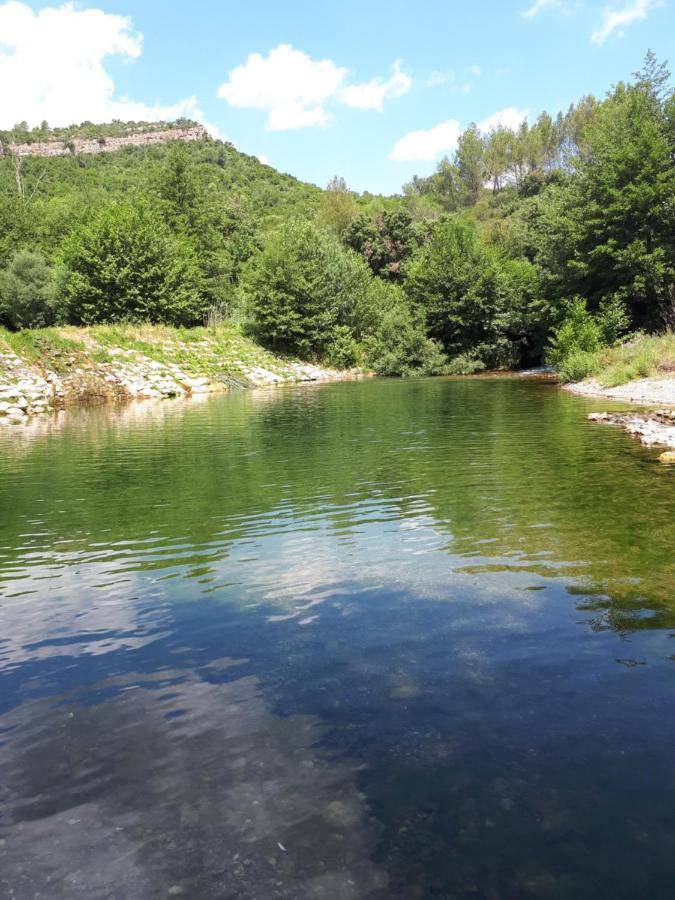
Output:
565,376,675,405
567,376,675,461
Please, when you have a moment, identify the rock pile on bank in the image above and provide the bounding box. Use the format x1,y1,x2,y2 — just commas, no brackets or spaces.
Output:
0,350,59,422
0,349,222,425
588,410,675,461
0,336,360,426
239,360,360,386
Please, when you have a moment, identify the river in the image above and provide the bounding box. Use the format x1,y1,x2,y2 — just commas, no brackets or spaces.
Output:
0,377,674,899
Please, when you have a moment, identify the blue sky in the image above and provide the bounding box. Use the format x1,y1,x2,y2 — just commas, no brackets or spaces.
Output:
1,0,673,193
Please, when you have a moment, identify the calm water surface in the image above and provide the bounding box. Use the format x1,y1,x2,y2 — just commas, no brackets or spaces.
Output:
0,378,674,899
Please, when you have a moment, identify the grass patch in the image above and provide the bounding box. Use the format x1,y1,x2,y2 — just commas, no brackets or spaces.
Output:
2,322,313,382
0,327,86,371
556,332,675,385
558,349,601,383
592,332,675,387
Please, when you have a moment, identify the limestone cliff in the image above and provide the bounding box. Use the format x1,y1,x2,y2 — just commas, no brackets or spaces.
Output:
0,125,209,159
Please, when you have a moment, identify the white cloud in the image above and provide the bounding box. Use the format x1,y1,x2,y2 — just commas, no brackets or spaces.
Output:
217,43,346,131
469,64,482,77
388,118,461,162
477,106,529,133
0,1,203,130
521,0,561,18
591,0,658,45
257,153,269,165
217,44,411,130
339,59,411,111
389,106,530,162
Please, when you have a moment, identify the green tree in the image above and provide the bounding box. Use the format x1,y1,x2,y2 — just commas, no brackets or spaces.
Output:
62,203,206,326
405,219,542,368
455,124,485,205
318,176,357,236
344,208,419,279
362,280,447,376
565,60,675,329
533,111,559,170
151,144,260,309
0,250,63,330
484,127,514,193
240,219,371,358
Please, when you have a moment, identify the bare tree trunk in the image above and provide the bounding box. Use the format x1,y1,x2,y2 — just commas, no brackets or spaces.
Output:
11,151,24,202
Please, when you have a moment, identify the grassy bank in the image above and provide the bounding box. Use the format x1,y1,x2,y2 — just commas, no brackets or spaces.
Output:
564,332,675,387
0,323,358,424
0,323,318,382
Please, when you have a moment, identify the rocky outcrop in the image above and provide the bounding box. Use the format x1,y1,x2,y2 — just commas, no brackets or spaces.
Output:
0,126,208,160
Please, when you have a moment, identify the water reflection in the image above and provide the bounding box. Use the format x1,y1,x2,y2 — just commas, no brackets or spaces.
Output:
0,666,387,899
0,378,674,898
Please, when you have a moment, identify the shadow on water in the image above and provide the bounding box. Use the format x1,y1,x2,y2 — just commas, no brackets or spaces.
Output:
0,378,674,898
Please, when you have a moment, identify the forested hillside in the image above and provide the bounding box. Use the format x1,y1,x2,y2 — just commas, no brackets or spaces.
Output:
1,52,673,380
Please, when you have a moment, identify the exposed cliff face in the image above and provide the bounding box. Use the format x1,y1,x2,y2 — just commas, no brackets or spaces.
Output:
0,126,209,159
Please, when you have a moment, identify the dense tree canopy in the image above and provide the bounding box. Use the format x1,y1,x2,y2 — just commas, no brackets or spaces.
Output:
405,219,545,369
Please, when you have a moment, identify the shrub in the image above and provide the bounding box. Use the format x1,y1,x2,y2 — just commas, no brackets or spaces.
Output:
62,203,206,326
546,297,603,369
446,352,487,375
325,325,359,369
557,350,600,383
547,295,632,380
0,250,64,330
596,296,631,346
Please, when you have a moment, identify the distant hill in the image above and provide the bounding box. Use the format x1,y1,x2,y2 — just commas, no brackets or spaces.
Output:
0,119,323,236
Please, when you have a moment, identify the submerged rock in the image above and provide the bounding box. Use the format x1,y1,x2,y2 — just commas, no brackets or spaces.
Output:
659,451,675,465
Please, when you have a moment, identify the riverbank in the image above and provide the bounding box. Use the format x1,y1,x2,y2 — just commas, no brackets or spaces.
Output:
566,375,675,462
565,375,675,405
561,333,675,462
0,324,361,425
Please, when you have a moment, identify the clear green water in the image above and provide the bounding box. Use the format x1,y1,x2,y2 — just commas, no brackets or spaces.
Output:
0,378,673,899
